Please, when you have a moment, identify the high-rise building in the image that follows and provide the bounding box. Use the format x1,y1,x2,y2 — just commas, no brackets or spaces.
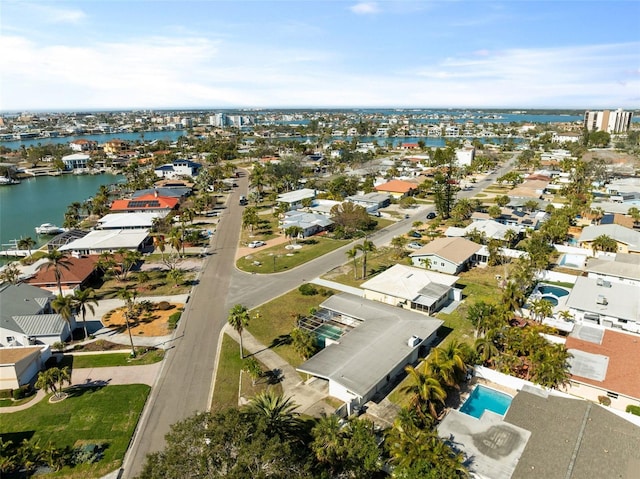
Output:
583,109,633,134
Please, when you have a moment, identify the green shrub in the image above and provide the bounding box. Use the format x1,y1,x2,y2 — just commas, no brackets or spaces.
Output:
168,311,181,330
12,385,31,400
298,283,318,296
0,389,12,399
626,405,640,416
598,395,611,406
156,301,172,311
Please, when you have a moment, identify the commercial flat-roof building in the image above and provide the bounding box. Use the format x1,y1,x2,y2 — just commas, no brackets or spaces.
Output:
584,108,633,134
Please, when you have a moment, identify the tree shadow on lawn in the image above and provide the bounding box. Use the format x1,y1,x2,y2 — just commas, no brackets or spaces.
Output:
65,383,110,398
269,334,291,349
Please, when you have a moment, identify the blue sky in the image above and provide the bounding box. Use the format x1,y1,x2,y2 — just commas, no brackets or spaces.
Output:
1,0,639,111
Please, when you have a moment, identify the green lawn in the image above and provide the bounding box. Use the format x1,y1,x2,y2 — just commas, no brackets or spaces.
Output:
322,246,409,288
236,236,350,273
1,384,150,478
92,268,194,299
58,349,164,369
211,334,282,412
248,288,335,367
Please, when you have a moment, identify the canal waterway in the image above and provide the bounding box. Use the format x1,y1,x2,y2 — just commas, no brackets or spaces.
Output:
0,174,124,263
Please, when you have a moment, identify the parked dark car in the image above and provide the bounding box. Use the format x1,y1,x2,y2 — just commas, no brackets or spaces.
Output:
426,212,437,219
408,230,422,238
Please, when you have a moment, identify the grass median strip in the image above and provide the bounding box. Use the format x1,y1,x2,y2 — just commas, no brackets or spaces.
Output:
59,349,165,369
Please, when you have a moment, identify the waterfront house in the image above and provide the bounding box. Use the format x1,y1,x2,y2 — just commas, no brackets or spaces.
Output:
110,193,179,213
59,229,152,255
69,139,98,152
96,212,167,230
409,237,483,274
25,255,99,295
360,264,460,315
61,153,90,171
103,139,130,155
296,293,442,414
0,283,74,347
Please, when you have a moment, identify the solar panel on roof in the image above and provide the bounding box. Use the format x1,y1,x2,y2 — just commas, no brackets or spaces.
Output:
127,200,161,208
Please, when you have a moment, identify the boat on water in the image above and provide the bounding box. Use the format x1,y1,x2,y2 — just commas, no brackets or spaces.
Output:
35,223,66,235
0,176,20,185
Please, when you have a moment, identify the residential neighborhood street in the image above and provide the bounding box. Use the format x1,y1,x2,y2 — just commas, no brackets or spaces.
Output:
122,156,518,477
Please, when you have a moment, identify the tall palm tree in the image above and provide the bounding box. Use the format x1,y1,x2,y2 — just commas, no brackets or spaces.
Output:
475,336,499,366
168,228,183,258
345,247,359,279
311,414,344,468
246,391,302,440
118,289,138,357
400,365,447,420
51,294,75,339
227,304,250,359
17,236,36,258
42,250,72,296
356,238,376,279
71,288,98,339
590,234,618,254
152,234,167,262
427,340,469,389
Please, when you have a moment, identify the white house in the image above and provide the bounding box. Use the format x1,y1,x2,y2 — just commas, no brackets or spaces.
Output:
360,264,460,315
0,346,51,390
297,293,442,413
154,159,202,179
0,283,74,347
280,211,333,238
59,229,152,255
276,188,316,211
585,253,640,287
61,153,90,170
455,146,475,167
410,237,483,274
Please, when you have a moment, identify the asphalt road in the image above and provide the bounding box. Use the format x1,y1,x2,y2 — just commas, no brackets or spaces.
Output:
123,153,518,477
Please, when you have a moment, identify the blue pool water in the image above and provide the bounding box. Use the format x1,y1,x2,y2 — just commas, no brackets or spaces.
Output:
314,323,344,347
541,295,559,307
537,285,570,297
460,385,513,419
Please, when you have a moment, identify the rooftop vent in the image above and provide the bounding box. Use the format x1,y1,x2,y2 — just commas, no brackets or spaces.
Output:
596,295,608,306
408,336,421,347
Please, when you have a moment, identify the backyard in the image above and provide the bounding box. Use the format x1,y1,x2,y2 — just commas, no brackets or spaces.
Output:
1,384,150,478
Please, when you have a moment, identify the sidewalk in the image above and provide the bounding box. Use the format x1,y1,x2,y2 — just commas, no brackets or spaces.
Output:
223,325,332,415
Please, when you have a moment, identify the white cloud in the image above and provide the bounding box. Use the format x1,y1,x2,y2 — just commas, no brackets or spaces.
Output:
1,33,638,110
350,2,380,15
27,3,88,24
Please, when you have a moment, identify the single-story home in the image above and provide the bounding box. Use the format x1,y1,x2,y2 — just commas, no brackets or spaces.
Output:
110,193,179,213
24,255,99,296
59,229,152,255
471,207,548,231
360,264,460,315
578,224,640,254
585,253,640,286
374,179,417,199
297,293,442,413
0,283,73,347
565,276,640,333
345,192,391,213
96,212,167,230
410,237,483,274
446,220,522,242
0,346,51,390
276,188,317,211
154,159,202,179
280,211,334,238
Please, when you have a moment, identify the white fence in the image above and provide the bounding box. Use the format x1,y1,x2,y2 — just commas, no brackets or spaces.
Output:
535,270,578,284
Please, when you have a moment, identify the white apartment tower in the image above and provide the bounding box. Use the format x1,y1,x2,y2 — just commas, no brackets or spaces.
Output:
583,108,633,134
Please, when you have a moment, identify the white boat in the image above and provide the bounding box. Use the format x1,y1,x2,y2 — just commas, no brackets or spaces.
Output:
0,177,20,185
35,223,66,235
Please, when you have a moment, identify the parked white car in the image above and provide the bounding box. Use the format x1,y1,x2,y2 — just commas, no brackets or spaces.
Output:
407,242,423,249
248,240,266,248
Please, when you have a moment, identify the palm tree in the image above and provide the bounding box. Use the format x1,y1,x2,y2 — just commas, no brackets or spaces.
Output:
628,206,640,227
284,225,304,245
0,262,21,284
42,250,72,296
168,228,183,258
590,234,618,254
529,298,554,322
227,304,250,359
152,234,167,262
246,391,302,440
118,289,138,357
475,336,499,366
427,340,469,389
167,267,185,287
17,236,36,258
35,366,71,400
356,238,376,279
420,257,432,270
51,294,75,338
345,247,359,279
400,365,447,420
311,414,344,469
71,288,98,339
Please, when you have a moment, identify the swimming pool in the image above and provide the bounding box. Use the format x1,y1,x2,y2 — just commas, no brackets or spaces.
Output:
558,254,586,269
460,385,513,419
537,285,570,297
314,323,344,347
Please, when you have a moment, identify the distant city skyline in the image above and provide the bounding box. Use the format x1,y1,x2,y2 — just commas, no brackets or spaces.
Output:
2,0,639,111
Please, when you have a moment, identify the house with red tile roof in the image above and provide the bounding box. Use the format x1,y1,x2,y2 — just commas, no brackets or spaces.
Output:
26,255,100,296
374,179,418,199
564,327,640,409
110,193,179,213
